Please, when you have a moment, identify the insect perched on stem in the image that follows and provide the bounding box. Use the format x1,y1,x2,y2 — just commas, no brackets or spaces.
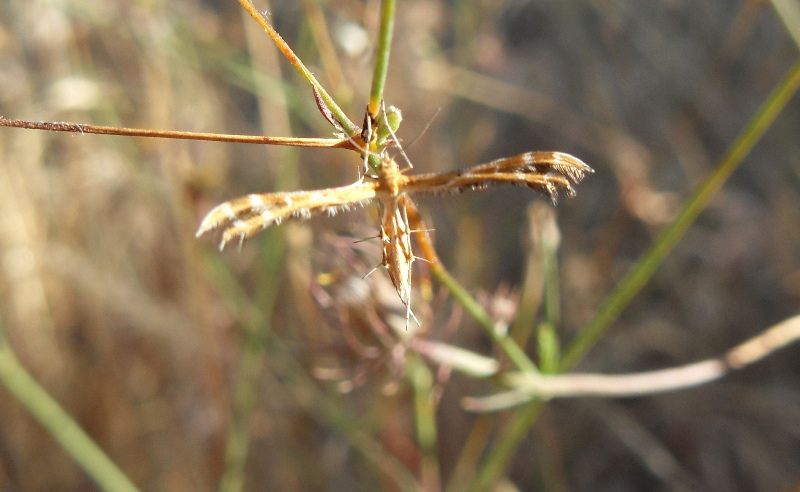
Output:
196,151,593,327
0,0,595,330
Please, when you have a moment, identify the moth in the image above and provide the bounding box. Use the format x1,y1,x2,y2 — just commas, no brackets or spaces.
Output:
196,151,593,326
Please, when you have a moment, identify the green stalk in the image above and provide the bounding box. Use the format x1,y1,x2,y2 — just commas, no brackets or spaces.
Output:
468,59,800,491
445,417,493,492
411,203,536,373
0,323,139,492
561,60,800,370
409,355,441,490
368,0,396,117
509,234,546,347
217,329,269,492
216,231,284,492
432,265,537,373
537,238,561,373
466,402,543,492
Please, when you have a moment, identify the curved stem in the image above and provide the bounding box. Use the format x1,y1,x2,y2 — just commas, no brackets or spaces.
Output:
561,60,800,370
469,59,800,492
0,323,139,492
407,200,536,373
464,313,800,402
235,0,359,136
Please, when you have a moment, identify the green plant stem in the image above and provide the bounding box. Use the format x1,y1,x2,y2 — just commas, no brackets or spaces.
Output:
410,201,536,373
509,245,545,348
368,0,396,117
466,402,543,492
562,59,800,370
408,355,441,491
445,417,493,492
543,244,560,330
467,59,800,492
537,241,561,373
432,265,536,373
0,323,139,492
216,231,284,492
218,329,269,492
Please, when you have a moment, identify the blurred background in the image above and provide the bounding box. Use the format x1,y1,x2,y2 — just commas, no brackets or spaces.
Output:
0,0,798,490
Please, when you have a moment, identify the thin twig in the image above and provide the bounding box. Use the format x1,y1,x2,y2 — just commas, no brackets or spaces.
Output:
235,0,359,136
0,116,353,149
463,313,800,407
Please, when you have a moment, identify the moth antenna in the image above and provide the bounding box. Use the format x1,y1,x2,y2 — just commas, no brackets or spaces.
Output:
362,265,380,279
353,234,381,244
406,304,421,330
404,107,441,153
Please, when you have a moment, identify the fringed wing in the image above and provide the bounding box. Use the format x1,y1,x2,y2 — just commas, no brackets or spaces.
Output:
196,182,379,250
403,151,593,202
463,151,593,182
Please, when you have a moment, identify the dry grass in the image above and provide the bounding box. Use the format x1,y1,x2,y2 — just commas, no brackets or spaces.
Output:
0,0,798,490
